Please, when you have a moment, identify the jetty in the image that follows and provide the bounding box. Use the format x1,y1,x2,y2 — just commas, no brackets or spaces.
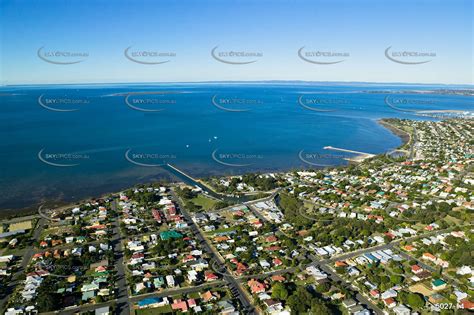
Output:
323,146,375,163
166,163,200,182
163,164,251,203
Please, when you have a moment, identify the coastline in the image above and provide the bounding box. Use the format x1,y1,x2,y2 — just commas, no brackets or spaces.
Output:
0,190,120,220
377,118,411,147
0,119,410,220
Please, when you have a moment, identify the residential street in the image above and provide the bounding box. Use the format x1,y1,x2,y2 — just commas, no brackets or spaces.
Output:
111,199,131,315
170,188,258,315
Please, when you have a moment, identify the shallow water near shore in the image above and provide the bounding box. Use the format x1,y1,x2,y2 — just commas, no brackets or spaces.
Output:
0,82,472,211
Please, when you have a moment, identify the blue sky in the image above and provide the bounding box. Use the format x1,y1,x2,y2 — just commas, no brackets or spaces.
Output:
0,0,472,85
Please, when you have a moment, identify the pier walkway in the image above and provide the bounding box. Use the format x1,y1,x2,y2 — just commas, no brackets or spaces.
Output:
323,146,376,158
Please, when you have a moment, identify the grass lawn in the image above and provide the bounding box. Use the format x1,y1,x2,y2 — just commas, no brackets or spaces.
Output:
39,228,54,240
443,215,462,226
1,247,26,256
303,202,315,211
412,222,427,230
136,305,172,315
191,194,218,211
221,211,237,222
39,226,65,240
205,226,236,236
9,220,32,231
188,291,201,299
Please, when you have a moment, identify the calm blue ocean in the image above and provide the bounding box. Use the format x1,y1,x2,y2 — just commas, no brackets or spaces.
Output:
0,82,472,210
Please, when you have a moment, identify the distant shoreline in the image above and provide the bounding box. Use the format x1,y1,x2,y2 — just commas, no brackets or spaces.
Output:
2,80,474,88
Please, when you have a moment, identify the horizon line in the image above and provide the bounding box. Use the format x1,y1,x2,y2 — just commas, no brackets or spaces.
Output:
2,79,473,88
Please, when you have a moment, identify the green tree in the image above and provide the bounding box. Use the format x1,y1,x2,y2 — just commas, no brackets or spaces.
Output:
407,293,425,309
315,282,331,293
271,282,289,300
390,275,404,285
310,302,332,315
